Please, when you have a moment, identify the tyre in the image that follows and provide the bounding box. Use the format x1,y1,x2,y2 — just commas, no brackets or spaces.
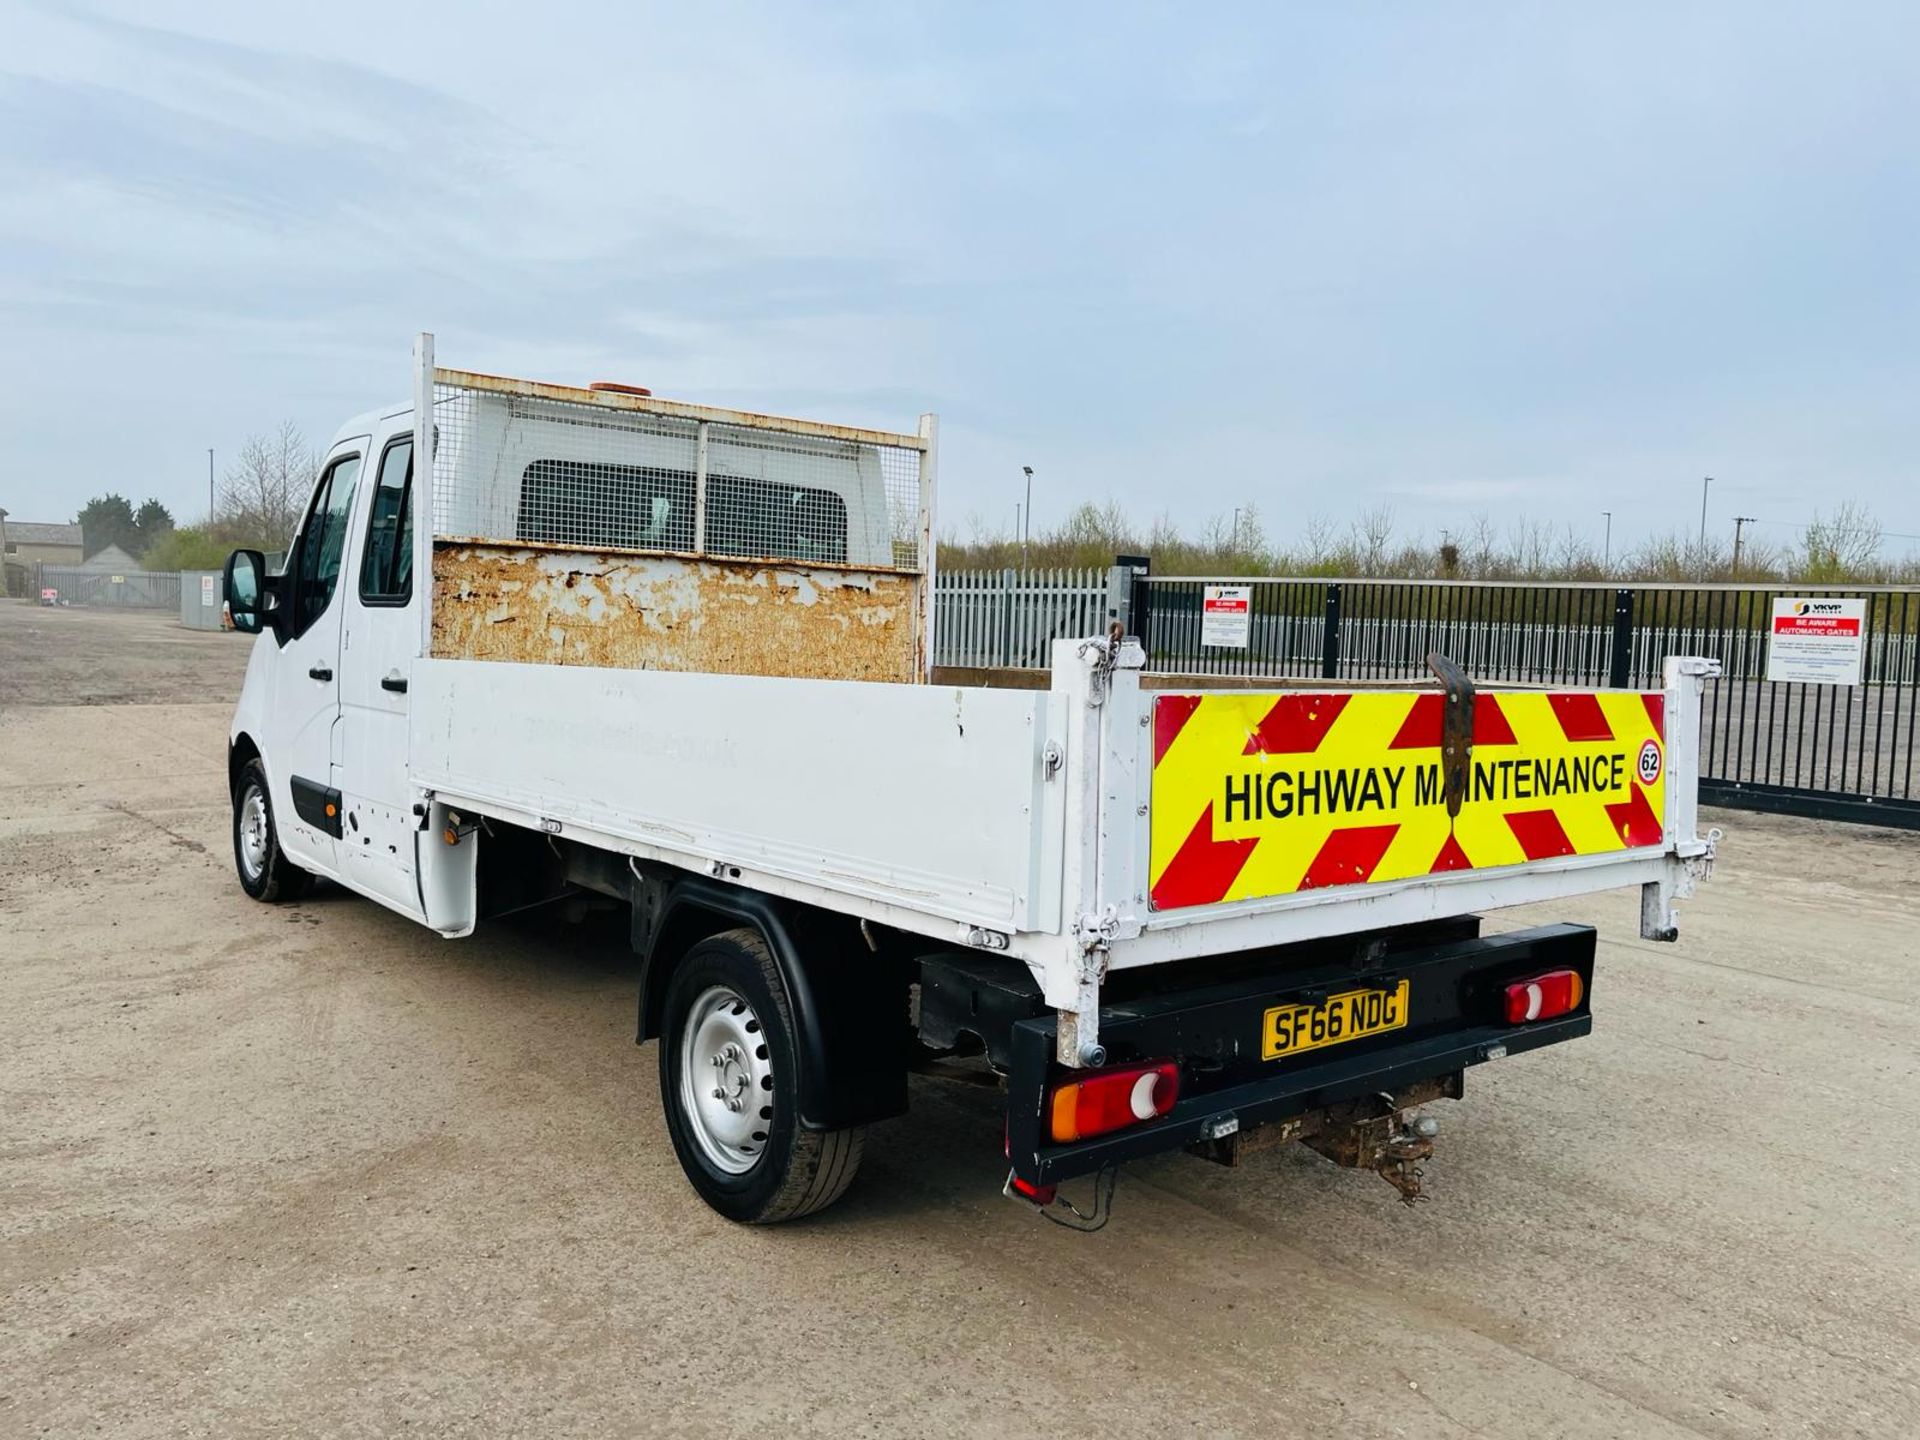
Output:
659,928,865,1223
231,758,312,903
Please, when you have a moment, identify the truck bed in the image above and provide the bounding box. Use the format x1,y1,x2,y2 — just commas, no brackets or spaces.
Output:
409,638,1718,1007
407,357,1718,1062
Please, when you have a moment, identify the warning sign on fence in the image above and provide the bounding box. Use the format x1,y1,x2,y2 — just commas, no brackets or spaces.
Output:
1201,584,1251,649
1767,597,1865,686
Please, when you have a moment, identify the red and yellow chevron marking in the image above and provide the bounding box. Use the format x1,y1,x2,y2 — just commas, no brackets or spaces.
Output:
1149,689,1666,910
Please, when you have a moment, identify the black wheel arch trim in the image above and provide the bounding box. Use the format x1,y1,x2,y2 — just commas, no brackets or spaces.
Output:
228,733,263,796
635,874,908,1131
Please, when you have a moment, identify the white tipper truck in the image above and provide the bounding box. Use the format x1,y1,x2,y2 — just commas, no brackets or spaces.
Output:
221,337,1721,1225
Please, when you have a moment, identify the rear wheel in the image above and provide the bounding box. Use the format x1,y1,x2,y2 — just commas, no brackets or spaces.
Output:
659,928,864,1223
232,758,311,903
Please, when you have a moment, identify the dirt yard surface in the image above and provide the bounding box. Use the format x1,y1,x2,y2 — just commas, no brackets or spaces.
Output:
2,598,1915,1438
0,604,251,707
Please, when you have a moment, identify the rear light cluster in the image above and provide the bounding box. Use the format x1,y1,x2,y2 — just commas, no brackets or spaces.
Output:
1047,1060,1180,1143
1504,969,1584,1024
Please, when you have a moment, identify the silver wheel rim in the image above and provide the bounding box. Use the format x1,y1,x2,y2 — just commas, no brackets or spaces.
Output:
678,985,774,1175
238,784,270,882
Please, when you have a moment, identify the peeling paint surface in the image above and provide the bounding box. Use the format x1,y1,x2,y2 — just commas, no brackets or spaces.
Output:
432,543,920,682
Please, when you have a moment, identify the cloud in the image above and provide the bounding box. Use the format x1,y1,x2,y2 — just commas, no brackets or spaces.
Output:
0,1,1914,548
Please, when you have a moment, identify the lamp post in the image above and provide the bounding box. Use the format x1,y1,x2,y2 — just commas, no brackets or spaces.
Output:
1698,476,1713,550
208,448,216,524
1602,510,1612,570
1021,466,1033,567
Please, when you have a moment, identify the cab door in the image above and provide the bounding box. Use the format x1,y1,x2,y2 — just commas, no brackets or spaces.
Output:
267,443,365,876
337,423,425,916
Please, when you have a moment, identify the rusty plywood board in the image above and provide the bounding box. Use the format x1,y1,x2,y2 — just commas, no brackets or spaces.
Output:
432,543,920,683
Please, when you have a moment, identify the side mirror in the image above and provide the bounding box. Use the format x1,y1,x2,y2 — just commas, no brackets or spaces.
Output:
223,549,268,635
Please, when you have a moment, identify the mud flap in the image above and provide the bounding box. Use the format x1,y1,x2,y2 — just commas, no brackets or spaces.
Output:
420,798,479,937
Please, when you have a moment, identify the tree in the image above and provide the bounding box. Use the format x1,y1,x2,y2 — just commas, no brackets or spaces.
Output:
1800,502,1881,581
219,421,317,550
134,499,175,555
1351,505,1396,576
74,494,177,559
77,493,139,558
141,524,235,573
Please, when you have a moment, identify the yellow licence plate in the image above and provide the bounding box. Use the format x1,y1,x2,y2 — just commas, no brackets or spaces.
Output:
1262,981,1411,1061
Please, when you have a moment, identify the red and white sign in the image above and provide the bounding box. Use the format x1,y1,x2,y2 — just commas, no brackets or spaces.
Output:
1767,597,1865,686
1637,738,1663,786
1201,584,1252,649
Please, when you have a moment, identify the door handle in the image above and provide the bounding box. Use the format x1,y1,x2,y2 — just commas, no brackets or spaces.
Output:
308,666,333,682
381,673,409,694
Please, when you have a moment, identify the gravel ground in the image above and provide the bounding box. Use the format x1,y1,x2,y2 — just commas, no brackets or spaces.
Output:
0,604,251,707
1,601,1916,1438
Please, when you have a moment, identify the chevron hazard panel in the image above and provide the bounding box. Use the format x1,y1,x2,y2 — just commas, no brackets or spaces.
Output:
1149,690,1667,910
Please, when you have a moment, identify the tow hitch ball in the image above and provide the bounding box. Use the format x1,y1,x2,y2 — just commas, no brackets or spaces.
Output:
1376,1117,1438,1205
1303,1101,1441,1205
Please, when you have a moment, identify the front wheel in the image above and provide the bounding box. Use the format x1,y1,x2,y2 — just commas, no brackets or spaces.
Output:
231,758,311,903
659,929,864,1223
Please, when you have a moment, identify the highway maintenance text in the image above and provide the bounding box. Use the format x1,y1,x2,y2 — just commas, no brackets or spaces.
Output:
1220,752,1631,825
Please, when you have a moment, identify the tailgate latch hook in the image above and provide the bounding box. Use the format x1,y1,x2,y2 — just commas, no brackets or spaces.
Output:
1425,651,1476,820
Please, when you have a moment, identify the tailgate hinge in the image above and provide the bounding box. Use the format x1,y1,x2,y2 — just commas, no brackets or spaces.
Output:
1425,650,1476,820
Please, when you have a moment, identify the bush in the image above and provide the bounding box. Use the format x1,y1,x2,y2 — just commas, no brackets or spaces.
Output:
141,526,238,573
937,500,1918,584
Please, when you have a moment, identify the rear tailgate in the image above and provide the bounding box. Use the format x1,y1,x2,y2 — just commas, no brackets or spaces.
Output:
1148,688,1668,910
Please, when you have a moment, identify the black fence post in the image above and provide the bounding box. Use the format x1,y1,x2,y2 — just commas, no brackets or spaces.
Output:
1114,552,1152,654
1609,587,1636,688
1321,582,1344,679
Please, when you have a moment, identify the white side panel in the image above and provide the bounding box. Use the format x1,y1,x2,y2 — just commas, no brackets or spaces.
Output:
408,660,1052,930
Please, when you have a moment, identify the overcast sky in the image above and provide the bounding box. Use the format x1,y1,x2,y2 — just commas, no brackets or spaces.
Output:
2,2,1914,557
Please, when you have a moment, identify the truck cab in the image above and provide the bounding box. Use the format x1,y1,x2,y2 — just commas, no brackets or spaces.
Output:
227,404,421,914
225,390,899,917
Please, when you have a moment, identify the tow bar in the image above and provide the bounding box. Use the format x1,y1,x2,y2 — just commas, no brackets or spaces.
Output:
1188,1074,1462,1206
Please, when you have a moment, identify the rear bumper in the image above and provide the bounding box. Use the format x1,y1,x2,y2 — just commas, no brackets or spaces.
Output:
1006,923,1595,1188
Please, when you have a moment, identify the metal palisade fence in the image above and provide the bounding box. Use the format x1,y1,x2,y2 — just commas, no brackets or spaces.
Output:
34,565,182,609
935,567,1114,668
935,566,1920,829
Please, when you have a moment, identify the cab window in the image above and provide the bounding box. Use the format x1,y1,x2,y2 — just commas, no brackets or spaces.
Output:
707,475,848,563
517,459,695,553
288,453,362,636
359,438,413,604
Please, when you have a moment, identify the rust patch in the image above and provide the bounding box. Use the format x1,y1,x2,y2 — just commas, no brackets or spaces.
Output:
432,543,920,683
